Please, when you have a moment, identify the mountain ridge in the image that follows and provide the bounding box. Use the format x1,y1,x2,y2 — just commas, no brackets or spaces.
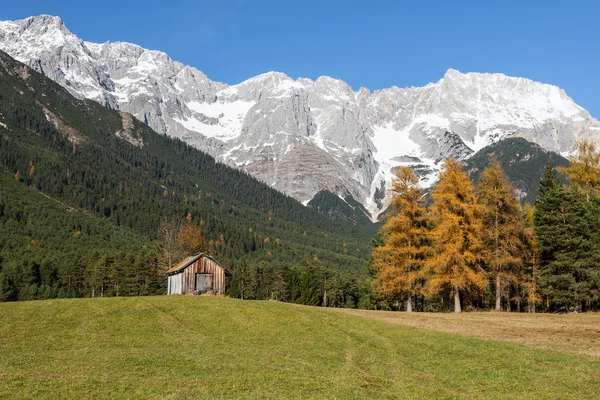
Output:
0,48,372,277
2,14,598,220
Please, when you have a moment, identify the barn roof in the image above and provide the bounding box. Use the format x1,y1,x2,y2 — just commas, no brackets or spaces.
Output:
165,253,231,275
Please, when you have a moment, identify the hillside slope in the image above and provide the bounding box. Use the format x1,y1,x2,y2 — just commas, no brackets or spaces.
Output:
0,49,372,299
464,137,570,204
0,175,159,300
1,296,599,399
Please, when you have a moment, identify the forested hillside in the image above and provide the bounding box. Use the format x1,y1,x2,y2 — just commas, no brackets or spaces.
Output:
464,137,570,204
0,50,372,302
308,190,375,226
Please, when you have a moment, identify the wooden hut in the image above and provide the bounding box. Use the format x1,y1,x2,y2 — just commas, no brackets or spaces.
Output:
166,254,230,295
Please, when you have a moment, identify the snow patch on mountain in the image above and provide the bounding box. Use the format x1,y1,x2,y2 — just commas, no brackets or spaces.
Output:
176,99,255,140
1,15,600,221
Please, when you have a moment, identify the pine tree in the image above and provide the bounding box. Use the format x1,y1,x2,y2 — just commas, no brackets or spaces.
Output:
273,263,289,301
0,272,15,302
235,259,255,300
425,159,487,313
476,156,526,311
371,167,428,312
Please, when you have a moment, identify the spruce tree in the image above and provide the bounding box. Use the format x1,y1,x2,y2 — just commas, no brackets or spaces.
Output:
535,164,600,311
425,159,487,313
371,167,429,312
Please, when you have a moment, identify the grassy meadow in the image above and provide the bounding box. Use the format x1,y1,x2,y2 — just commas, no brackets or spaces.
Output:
1,296,599,399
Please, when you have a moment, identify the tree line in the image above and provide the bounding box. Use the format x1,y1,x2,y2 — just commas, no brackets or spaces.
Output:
371,140,600,313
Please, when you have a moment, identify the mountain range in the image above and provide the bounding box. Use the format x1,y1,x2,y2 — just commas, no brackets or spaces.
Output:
2,15,598,220
0,46,373,287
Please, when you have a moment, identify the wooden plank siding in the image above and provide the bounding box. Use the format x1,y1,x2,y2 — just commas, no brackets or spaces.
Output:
167,255,227,295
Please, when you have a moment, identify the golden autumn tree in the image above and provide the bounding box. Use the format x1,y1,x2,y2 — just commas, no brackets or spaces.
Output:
28,161,35,177
557,139,600,199
425,159,487,314
523,204,541,313
371,167,429,312
177,213,207,256
476,156,527,311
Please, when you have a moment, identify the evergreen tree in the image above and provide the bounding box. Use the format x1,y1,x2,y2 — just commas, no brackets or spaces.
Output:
297,266,322,306
0,272,15,302
476,156,526,311
425,159,487,313
535,164,600,311
231,259,256,300
371,167,428,312
273,263,289,301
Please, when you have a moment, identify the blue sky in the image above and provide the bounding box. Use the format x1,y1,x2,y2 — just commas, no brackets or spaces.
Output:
2,1,599,117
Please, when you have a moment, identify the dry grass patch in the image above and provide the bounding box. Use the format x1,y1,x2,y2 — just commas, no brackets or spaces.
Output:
330,308,600,357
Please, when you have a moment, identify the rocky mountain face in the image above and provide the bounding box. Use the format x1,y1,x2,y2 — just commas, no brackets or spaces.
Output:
2,15,599,220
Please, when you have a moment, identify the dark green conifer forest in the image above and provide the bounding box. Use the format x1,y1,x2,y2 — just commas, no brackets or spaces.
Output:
534,165,600,311
0,50,374,304
1,49,599,312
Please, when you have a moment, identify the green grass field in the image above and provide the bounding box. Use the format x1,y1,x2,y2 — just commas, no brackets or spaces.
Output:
1,296,599,399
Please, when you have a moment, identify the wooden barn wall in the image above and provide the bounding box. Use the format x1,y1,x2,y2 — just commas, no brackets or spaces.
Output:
176,257,226,295
167,273,183,295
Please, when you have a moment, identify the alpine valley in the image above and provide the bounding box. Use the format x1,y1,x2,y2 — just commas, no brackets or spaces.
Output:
1,15,599,220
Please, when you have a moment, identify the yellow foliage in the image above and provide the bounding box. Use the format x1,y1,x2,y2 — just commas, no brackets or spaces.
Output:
557,139,600,198
371,167,429,308
177,223,206,255
476,156,527,309
424,159,487,311
523,204,541,310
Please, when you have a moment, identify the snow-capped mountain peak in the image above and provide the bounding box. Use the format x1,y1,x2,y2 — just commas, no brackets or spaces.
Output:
1,14,599,221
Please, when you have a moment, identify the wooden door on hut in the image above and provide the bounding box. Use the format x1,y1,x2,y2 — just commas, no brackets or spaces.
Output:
166,254,230,295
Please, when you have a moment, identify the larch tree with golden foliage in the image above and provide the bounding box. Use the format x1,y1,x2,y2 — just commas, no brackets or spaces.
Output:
523,203,541,313
177,213,207,256
425,159,487,314
476,156,527,311
557,139,600,199
371,167,429,312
